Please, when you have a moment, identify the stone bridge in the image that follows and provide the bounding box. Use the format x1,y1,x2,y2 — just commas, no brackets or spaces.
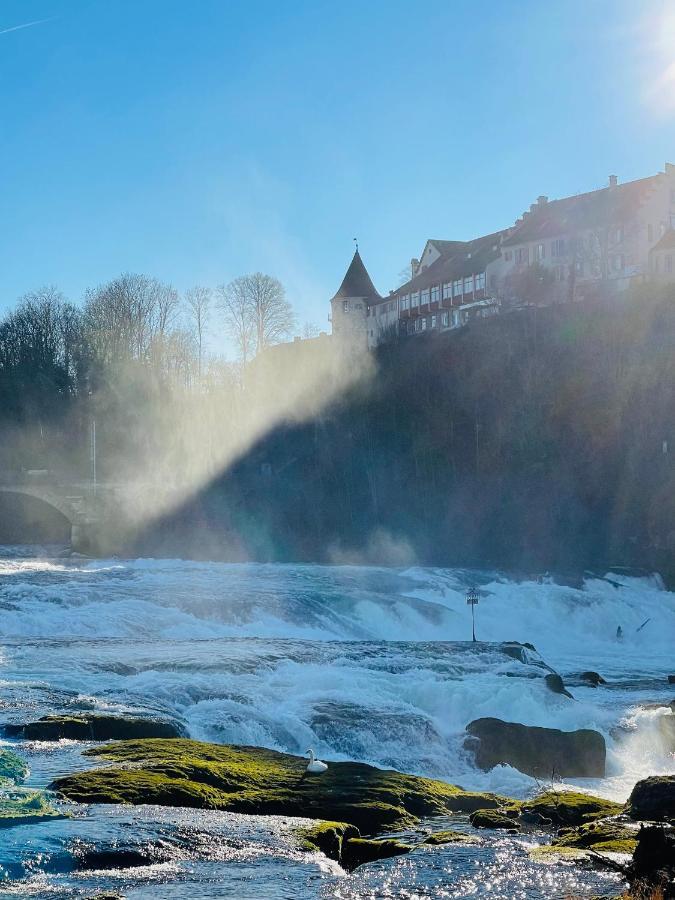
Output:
0,480,127,553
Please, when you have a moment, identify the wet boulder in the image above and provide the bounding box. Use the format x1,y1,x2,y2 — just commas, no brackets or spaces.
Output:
4,714,183,742
579,671,606,686
544,673,574,699
465,718,606,778
520,790,622,827
0,790,66,828
627,775,675,821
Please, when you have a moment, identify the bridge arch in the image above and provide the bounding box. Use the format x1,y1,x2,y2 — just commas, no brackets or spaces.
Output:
0,488,74,545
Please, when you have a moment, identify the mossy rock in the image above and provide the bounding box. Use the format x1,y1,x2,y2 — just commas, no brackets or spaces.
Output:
51,738,505,835
422,829,480,845
298,819,410,871
0,749,28,784
627,775,675,821
469,808,520,830
4,713,183,742
519,791,622,827
552,820,637,854
341,837,411,871
0,790,66,828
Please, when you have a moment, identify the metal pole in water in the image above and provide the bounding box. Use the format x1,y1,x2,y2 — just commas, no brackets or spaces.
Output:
466,588,479,642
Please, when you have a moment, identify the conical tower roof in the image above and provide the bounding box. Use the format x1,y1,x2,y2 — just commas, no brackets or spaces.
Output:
331,250,381,302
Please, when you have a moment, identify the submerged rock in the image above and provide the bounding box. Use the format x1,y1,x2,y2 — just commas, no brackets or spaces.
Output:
51,738,505,835
422,829,480,845
552,819,637,854
627,775,675,821
465,717,606,778
4,714,183,742
520,791,622,827
0,749,28,784
469,808,519,830
0,790,66,828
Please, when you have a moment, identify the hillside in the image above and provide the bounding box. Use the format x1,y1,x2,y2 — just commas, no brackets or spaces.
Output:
142,286,675,583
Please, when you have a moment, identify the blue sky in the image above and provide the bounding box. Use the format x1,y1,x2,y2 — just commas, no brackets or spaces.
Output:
1,0,675,348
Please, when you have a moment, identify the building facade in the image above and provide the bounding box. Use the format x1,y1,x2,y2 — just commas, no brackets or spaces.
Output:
329,163,675,349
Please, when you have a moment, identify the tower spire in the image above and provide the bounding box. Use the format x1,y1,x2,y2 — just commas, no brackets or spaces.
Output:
353,236,358,253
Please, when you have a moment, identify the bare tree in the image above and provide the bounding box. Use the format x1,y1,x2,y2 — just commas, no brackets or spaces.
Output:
302,321,320,339
216,280,255,365
217,273,295,361
185,286,211,377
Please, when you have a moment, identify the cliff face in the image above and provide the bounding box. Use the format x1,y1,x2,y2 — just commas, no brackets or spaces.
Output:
143,287,675,582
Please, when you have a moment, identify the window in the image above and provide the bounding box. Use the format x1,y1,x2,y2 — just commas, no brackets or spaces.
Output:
431,285,440,303
475,272,485,291
355,303,362,310
401,294,409,310
452,310,460,327
516,247,529,265
534,243,545,261
414,317,422,332
453,278,462,296
667,255,673,273
554,265,565,281
670,188,675,204
342,300,350,312
575,260,584,276
441,311,449,327
463,275,473,295
411,291,420,308
612,254,624,272
421,288,430,305
551,238,566,257
504,250,513,261
421,317,427,330
648,224,654,242
442,282,452,300
612,226,624,245
655,255,661,273
431,314,437,329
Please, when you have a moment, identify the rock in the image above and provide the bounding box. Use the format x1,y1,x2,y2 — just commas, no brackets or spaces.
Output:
0,749,28,784
51,738,506,835
579,671,607,686
544,673,574,699
520,791,622,827
627,775,675,821
668,675,675,684
4,714,183,742
628,825,675,894
341,838,411,872
551,820,637,853
465,718,606,778
0,790,66,828
469,808,520,830
422,829,480,845
299,820,411,871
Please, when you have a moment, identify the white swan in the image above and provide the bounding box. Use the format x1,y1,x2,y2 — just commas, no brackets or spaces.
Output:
305,748,328,774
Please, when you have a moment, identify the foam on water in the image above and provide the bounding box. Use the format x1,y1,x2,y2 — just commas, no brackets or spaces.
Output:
0,554,674,802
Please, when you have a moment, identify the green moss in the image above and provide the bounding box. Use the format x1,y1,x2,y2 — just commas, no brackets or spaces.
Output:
51,739,506,835
0,749,28,785
469,808,520,830
553,820,637,854
422,829,480,845
520,791,622,827
298,820,359,857
341,837,411,872
0,790,66,827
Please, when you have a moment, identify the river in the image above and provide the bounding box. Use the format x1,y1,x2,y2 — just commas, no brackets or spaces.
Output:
1,548,674,897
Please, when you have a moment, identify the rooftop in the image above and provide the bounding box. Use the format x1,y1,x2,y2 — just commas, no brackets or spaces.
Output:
331,250,382,302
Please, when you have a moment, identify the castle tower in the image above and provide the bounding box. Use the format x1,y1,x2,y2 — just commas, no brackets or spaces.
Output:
330,249,381,350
